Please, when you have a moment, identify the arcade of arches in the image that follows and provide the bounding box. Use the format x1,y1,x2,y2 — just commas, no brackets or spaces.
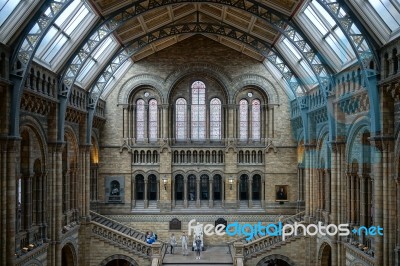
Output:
1,0,400,265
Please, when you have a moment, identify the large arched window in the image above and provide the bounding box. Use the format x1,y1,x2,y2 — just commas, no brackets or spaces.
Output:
136,99,145,141
191,81,206,140
210,98,222,140
252,99,261,140
148,99,158,141
176,98,187,140
239,99,248,140
136,98,158,142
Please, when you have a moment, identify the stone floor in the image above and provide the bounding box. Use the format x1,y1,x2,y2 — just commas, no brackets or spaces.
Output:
162,245,233,265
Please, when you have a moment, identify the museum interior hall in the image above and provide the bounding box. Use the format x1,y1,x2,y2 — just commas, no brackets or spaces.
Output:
1,0,400,265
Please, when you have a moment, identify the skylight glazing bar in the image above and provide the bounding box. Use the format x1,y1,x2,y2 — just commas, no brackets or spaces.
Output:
317,0,377,71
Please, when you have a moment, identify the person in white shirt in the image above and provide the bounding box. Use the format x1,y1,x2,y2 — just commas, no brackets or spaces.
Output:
169,233,177,254
180,231,188,256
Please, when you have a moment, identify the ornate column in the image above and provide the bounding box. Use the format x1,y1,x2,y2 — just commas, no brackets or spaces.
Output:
47,142,64,266
162,104,168,139
248,176,253,208
325,170,331,213
261,175,265,208
184,176,188,208
304,143,316,221
157,176,160,208
395,177,400,265
356,174,360,225
369,137,385,266
209,177,213,208
144,177,148,208
131,176,136,208
346,172,351,223
196,176,200,208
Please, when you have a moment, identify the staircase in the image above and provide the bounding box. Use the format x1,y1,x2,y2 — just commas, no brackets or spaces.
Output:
162,246,233,266
90,211,168,264
229,212,306,262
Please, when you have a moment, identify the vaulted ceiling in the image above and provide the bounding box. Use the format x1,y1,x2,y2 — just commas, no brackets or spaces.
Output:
90,0,301,61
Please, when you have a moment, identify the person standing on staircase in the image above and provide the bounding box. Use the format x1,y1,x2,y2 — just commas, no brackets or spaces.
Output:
195,235,202,260
180,231,188,256
169,233,177,254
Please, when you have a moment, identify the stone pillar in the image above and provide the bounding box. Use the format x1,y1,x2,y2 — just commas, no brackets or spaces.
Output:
233,242,244,266
261,175,265,208
209,177,213,208
132,175,136,208
48,143,64,266
248,176,253,208
395,177,400,265
346,172,351,223
157,177,160,207
196,176,200,208
370,138,384,266
350,174,355,224
184,176,188,208
221,177,225,208
326,170,331,212
162,104,168,139
144,177,148,208
3,139,18,265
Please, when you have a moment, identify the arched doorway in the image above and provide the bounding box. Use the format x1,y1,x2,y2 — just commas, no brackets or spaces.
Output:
148,175,157,201
200,175,209,202
100,254,138,266
263,259,291,266
239,175,248,200
61,244,75,266
257,254,295,266
105,259,133,266
320,243,332,266
135,175,144,200
175,175,184,201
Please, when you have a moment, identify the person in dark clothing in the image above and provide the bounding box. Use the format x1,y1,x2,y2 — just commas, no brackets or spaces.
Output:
195,236,202,259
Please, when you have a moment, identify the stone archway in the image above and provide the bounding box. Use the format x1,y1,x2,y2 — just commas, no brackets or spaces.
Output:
61,244,75,266
319,242,332,266
257,254,295,266
105,259,133,266
99,254,138,266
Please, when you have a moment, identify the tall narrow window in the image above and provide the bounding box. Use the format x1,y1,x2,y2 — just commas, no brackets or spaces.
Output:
210,98,222,140
148,99,158,142
136,99,145,141
252,99,261,140
191,81,206,140
239,99,248,140
176,98,187,140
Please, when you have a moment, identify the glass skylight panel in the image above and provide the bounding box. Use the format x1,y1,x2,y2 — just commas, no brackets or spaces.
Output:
278,37,318,87
301,2,356,66
368,0,400,31
35,0,95,66
77,58,95,82
0,0,21,27
54,0,80,27
76,36,119,85
263,60,296,99
100,60,133,99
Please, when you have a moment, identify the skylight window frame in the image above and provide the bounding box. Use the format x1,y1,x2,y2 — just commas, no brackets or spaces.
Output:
75,35,120,88
296,1,358,71
348,0,400,43
33,0,97,72
276,37,318,91
0,0,40,44
100,59,133,100
263,59,302,99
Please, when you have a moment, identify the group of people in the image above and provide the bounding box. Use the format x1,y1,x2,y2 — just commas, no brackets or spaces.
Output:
169,232,202,259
